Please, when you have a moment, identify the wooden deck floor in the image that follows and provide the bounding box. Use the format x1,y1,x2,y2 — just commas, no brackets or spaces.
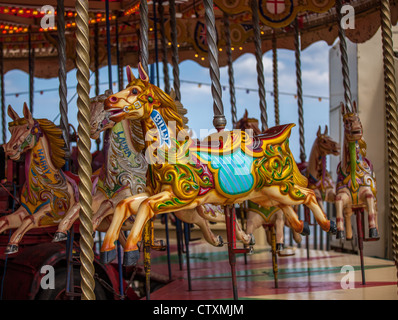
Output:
145,240,397,300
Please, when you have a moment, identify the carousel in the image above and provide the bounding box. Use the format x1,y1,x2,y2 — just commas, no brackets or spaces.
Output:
0,0,397,301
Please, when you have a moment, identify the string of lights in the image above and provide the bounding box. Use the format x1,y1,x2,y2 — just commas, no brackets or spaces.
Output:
4,78,329,101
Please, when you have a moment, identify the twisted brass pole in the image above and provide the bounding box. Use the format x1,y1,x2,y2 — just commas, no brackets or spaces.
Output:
158,1,170,94
250,0,267,131
28,29,35,114
294,19,306,164
204,0,226,130
380,0,398,286
140,0,149,74
272,33,280,126
57,0,69,158
75,0,95,300
336,0,353,111
169,0,181,101
223,12,237,128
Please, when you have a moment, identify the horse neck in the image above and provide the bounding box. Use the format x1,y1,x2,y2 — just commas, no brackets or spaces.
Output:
307,140,324,178
28,135,58,176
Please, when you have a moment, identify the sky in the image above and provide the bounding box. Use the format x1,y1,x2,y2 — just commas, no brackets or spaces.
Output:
2,40,332,162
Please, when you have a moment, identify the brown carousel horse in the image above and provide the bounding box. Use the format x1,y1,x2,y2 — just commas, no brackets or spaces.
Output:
0,103,79,254
100,63,336,266
234,110,302,250
335,102,378,240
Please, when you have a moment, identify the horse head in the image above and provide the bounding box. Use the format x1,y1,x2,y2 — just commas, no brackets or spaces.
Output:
316,125,340,156
90,89,115,139
341,101,363,142
4,103,40,161
234,109,263,136
105,63,162,123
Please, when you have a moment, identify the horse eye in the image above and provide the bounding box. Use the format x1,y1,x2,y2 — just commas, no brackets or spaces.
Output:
132,88,138,95
26,126,30,130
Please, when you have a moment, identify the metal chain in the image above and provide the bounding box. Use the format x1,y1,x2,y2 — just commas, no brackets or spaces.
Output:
380,0,398,285
294,19,306,163
203,0,226,130
335,0,353,111
57,0,70,156
140,0,149,74
75,0,95,300
223,12,237,128
250,0,267,131
169,0,181,101
272,33,280,126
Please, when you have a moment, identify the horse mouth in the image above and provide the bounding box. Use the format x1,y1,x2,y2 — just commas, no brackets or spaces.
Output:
107,108,126,121
7,151,20,160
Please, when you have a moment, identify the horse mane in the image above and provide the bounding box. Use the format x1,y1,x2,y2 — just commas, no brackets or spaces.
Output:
36,118,66,169
150,84,185,132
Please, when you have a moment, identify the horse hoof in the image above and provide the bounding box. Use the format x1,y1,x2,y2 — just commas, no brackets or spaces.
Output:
249,234,256,246
276,243,284,252
53,232,68,242
5,244,18,255
328,220,337,235
336,230,345,239
369,228,379,239
100,249,117,264
216,235,224,247
123,250,140,267
301,221,310,236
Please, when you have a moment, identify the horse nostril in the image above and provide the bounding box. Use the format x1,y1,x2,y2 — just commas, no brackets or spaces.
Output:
109,96,118,103
13,145,17,150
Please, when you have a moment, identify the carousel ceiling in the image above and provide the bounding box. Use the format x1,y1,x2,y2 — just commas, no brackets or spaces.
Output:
0,0,397,78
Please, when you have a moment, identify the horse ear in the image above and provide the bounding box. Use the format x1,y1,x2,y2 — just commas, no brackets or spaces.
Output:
22,102,33,121
7,105,20,121
138,62,149,83
352,101,358,113
244,109,248,119
126,65,135,83
324,125,328,135
317,125,321,137
340,102,346,116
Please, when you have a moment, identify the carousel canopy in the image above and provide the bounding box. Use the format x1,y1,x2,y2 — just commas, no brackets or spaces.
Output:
0,0,397,78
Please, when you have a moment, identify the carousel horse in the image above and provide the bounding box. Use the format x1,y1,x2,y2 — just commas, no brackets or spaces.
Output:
0,103,79,254
234,110,302,250
335,102,378,240
79,88,253,259
99,63,336,266
304,124,340,217
52,90,148,245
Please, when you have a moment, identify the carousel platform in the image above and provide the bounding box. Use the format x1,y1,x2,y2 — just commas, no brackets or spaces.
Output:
145,240,397,300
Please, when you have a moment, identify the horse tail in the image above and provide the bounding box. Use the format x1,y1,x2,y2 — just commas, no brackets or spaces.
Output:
292,160,308,187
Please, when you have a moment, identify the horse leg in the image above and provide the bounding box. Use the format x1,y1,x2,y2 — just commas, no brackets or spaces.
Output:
335,191,350,239
363,191,378,238
283,214,302,245
274,210,286,251
0,207,29,234
5,207,50,254
297,186,336,234
53,202,81,242
123,191,197,266
175,208,223,247
100,192,150,264
344,207,354,240
93,200,114,232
